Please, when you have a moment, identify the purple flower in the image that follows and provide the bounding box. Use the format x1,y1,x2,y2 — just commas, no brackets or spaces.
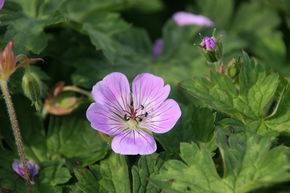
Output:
202,37,216,50
172,11,214,26
86,72,182,155
152,39,164,60
12,159,39,184
0,0,4,9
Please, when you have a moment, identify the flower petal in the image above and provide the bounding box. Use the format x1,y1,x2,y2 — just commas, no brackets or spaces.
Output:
152,39,164,60
28,161,39,177
92,72,130,115
172,11,214,26
111,130,157,155
0,0,5,9
86,103,125,136
140,99,181,133
132,73,170,112
12,159,39,178
12,160,23,176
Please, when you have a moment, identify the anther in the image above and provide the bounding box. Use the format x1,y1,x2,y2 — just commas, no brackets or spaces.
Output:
141,105,144,110
145,112,148,117
124,114,130,121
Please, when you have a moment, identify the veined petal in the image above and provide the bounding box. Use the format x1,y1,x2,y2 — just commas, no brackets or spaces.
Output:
86,103,125,136
92,72,130,115
111,130,157,155
132,73,170,112
12,159,39,178
28,161,39,177
12,160,23,176
140,99,181,133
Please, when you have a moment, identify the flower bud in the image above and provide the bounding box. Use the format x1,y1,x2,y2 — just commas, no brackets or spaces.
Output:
44,82,82,116
0,41,43,81
12,159,39,184
200,35,223,64
22,72,42,104
152,39,164,61
226,58,240,79
202,37,216,50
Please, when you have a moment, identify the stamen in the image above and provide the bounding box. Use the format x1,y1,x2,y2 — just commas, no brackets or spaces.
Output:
138,118,143,122
145,112,148,117
141,105,144,110
124,114,130,121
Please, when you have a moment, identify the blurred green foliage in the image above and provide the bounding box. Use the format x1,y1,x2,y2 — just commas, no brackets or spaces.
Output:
0,0,290,192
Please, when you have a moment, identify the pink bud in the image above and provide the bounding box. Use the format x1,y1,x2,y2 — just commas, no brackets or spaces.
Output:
202,37,216,50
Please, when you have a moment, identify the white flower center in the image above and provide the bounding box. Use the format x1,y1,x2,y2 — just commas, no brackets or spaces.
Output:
126,119,139,130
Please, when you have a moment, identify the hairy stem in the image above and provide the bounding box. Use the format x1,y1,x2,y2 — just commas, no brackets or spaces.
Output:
0,80,33,193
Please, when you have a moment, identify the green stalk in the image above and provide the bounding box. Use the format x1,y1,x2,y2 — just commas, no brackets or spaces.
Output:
0,80,33,193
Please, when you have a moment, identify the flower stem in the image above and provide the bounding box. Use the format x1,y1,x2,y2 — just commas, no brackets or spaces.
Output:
63,86,92,97
0,80,33,193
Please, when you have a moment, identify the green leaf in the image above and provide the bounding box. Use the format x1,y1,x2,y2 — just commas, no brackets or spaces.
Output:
46,114,109,167
251,32,289,76
152,132,290,193
74,153,131,193
10,0,39,18
231,2,280,35
73,167,99,193
216,132,290,193
156,106,216,153
93,153,131,193
197,0,233,28
0,168,27,193
61,0,134,22
71,27,152,88
151,20,211,84
238,53,279,118
4,0,65,54
36,161,71,186
0,95,48,162
265,85,290,133
181,52,280,133
4,13,65,54
82,12,131,62
132,154,165,193
161,20,202,61
11,0,63,18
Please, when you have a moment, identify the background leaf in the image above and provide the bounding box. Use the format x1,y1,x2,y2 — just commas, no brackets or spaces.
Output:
152,131,290,193
74,153,131,193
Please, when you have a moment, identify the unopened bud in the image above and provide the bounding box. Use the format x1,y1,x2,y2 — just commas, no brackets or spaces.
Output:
22,72,42,110
202,37,216,50
44,82,82,116
152,39,164,61
199,35,223,64
227,58,240,79
0,40,43,81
